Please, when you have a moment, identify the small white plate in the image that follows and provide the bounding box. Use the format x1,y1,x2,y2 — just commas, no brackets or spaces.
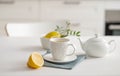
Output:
43,54,77,64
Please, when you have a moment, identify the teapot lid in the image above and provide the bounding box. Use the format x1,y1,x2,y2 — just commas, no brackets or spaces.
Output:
87,34,106,43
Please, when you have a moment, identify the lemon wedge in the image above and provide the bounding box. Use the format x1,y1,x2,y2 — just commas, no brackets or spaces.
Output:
27,52,44,69
44,31,61,38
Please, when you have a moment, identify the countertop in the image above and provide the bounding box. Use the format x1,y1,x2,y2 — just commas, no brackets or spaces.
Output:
0,36,120,76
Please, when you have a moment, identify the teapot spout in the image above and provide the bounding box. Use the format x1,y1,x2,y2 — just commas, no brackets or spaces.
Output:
78,38,85,50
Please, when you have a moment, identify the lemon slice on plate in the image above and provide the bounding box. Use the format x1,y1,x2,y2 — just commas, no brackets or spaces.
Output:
44,31,61,38
27,52,44,69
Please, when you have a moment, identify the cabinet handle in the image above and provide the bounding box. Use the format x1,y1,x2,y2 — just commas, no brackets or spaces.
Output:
0,0,14,4
63,0,80,5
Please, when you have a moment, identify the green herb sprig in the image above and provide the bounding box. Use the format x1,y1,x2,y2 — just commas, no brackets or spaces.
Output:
55,21,80,37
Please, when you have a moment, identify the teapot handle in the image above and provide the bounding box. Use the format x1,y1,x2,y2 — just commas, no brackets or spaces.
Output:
108,40,116,53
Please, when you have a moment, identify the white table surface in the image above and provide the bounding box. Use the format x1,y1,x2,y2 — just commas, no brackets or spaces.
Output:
0,36,120,76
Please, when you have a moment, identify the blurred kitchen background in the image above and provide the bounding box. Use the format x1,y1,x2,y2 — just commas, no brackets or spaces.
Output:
0,0,120,36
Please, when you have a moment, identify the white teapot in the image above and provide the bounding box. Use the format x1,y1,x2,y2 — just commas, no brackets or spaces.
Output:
78,34,116,57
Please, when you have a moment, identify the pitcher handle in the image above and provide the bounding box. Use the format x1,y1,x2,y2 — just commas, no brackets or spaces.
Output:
108,40,116,53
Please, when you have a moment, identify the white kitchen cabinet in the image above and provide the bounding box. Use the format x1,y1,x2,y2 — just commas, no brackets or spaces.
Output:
0,0,106,36
39,1,105,36
0,0,39,20
0,0,40,36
